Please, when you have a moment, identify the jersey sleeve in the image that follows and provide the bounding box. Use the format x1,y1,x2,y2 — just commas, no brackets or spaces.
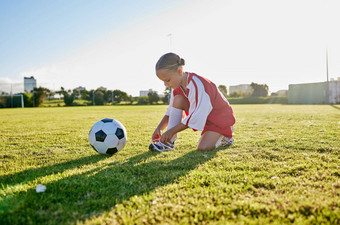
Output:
182,76,213,131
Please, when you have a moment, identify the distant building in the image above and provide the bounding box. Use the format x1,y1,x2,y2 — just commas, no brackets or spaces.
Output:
140,89,157,97
98,86,106,91
288,79,340,104
330,77,340,81
24,76,36,92
329,79,340,104
229,84,252,95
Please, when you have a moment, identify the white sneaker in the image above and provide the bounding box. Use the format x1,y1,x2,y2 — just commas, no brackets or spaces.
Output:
149,141,175,152
220,137,234,147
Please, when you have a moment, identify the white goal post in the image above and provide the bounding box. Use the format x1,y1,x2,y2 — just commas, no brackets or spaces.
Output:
0,94,24,108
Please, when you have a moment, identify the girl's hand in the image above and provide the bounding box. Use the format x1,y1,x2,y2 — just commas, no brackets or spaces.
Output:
160,129,174,143
160,123,188,143
152,128,161,142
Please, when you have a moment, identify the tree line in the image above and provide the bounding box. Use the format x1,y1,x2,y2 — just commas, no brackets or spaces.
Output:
1,86,172,107
1,82,270,108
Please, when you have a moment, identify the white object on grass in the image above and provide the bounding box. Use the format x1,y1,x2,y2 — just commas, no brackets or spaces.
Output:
36,184,46,193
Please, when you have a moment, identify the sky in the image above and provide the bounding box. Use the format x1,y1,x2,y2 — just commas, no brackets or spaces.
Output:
1,0,340,96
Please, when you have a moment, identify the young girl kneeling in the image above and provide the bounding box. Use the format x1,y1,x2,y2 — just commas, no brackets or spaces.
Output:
150,53,235,152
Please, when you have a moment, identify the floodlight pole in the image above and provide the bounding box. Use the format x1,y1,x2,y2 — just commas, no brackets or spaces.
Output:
167,33,172,52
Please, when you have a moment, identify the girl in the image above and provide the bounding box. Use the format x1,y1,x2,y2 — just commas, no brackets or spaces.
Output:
150,53,235,151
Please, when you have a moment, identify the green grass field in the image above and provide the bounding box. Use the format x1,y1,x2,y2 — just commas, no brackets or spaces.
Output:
0,105,339,224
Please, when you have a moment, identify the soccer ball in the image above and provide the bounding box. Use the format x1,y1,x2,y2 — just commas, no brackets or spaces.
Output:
88,118,127,155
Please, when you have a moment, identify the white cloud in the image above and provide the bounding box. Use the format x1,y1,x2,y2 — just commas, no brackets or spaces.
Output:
0,77,23,93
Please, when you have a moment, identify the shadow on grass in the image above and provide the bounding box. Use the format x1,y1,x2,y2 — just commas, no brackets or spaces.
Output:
330,104,340,110
0,154,106,187
1,150,217,224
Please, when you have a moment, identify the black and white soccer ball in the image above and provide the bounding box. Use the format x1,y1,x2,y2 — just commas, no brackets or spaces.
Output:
88,118,127,155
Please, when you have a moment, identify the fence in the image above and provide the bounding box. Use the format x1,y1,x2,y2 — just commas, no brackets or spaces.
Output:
288,80,340,104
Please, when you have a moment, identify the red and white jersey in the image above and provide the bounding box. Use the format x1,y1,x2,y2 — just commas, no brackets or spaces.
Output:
166,72,235,137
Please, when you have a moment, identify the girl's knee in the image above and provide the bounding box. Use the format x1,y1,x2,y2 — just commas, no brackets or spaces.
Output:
173,95,189,111
197,131,222,151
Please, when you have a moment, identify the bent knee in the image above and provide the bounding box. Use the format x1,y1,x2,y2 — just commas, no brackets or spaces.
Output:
173,95,189,111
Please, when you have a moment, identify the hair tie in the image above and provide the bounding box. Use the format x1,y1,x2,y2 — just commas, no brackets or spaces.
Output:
178,58,184,66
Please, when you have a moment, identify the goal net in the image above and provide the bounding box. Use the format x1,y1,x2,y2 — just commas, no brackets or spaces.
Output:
0,94,24,108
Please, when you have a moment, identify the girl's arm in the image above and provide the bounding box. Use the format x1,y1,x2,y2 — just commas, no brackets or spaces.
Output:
152,115,169,141
160,123,188,143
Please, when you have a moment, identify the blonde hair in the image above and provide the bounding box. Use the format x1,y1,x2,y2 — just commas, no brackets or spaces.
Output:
155,52,185,71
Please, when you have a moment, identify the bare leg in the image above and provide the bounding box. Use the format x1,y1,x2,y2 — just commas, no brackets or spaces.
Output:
198,131,222,151
173,96,221,150
172,95,189,111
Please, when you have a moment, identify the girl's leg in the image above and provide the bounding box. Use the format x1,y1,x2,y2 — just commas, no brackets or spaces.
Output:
198,131,223,151
172,95,189,111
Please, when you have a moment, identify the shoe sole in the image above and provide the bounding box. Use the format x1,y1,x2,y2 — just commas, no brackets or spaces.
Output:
149,143,163,152
149,143,175,152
